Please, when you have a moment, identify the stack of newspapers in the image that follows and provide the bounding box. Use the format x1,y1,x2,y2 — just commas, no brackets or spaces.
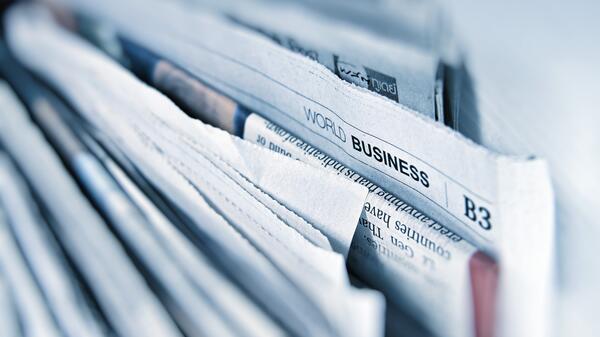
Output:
0,1,562,337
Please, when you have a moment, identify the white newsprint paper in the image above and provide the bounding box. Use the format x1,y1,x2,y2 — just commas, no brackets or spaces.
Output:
188,0,442,120
49,1,556,336
0,155,105,337
5,6,384,337
0,80,183,337
242,112,496,337
0,263,19,337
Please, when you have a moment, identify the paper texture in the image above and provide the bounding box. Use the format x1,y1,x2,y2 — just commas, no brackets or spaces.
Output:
5,7,384,336
0,266,19,337
188,0,442,120
95,140,286,337
49,1,555,336
243,112,495,337
0,155,105,337
0,206,62,337
0,79,183,337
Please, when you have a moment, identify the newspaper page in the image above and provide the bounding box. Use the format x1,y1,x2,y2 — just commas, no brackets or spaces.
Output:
0,155,105,337
51,1,556,336
242,112,498,337
74,26,499,336
0,208,62,337
93,139,286,337
186,0,443,121
0,79,183,337
0,262,19,337
5,6,385,337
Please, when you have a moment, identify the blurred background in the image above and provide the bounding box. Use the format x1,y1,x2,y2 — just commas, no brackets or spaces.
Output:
440,1,600,335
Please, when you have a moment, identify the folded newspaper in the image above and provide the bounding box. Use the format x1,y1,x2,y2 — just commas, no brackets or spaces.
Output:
0,1,564,337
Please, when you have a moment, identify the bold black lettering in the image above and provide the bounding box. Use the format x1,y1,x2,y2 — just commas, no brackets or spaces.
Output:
399,159,409,176
351,135,361,152
478,206,492,230
373,146,383,162
386,152,399,171
409,165,420,181
464,195,477,222
420,171,430,188
362,141,372,157
382,148,388,166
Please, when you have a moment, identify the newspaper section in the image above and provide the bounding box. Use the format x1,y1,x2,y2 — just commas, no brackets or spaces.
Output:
0,1,559,337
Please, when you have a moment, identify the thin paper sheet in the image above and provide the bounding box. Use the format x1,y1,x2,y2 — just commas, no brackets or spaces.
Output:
188,0,441,118
243,112,481,337
0,155,105,337
48,1,555,336
98,145,286,337
4,7,385,337
0,80,183,337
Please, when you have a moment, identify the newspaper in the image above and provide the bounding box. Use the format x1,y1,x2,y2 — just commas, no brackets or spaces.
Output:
72,15,371,256
77,26,499,336
0,155,105,337
48,1,555,336
0,263,19,337
0,206,62,337
90,137,286,337
0,80,183,337
28,95,245,336
5,6,385,337
2,54,243,336
243,112,498,337
186,0,443,122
